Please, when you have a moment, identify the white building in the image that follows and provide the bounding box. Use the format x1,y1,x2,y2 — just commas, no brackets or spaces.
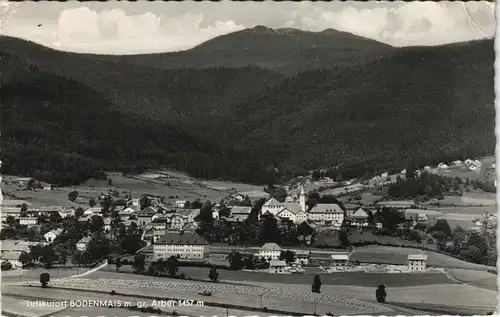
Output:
19,217,38,226
229,206,253,222
175,201,187,208
153,231,208,260
307,203,344,227
407,254,428,271
1,251,23,268
269,260,289,274
293,250,310,265
76,236,91,252
276,207,307,224
438,162,449,170
258,243,283,261
330,252,350,270
349,208,370,227
44,228,63,243
261,187,307,218
129,198,140,207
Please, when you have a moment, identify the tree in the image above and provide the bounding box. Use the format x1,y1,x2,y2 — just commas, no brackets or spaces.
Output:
243,255,256,269
119,234,144,254
311,274,322,293
132,254,146,274
139,196,151,210
209,266,219,282
39,272,50,288
5,215,16,225
107,178,113,185
68,190,78,202
376,284,387,303
89,198,96,207
20,203,28,217
87,235,111,261
90,215,104,232
279,250,296,264
226,251,243,270
339,230,349,247
1,261,12,271
433,219,452,237
166,255,179,278
40,245,57,269
18,252,32,268
115,257,122,272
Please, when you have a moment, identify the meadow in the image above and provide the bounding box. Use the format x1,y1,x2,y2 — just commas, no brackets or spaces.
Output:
350,245,491,270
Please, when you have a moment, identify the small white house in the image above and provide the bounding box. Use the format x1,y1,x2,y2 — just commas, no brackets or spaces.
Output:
1,251,23,268
294,250,310,265
44,228,63,243
175,201,187,208
76,236,91,252
407,254,428,271
269,260,289,274
330,252,350,270
438,163,449,170
258,243,282,261
468,164,479,171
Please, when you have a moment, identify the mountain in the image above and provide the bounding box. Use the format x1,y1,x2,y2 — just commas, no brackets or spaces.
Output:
0,53,269,185
78,26,396,75
0,30,495,184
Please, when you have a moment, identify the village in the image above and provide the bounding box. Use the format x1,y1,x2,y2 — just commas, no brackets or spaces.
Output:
1,156,496,273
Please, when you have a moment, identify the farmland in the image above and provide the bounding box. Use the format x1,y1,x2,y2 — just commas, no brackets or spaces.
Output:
350,245,491,270
445,268,497,290
1,170,267,207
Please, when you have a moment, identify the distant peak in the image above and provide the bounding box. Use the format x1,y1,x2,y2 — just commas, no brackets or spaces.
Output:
249,25,276,34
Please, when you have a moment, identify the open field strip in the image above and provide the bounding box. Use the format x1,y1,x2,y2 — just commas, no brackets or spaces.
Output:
11,277,393,315
1,286,283,317
445,268,497,290
226,280,496,314
350,245,491,270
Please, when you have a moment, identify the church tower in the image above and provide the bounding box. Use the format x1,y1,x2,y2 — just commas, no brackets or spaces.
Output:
299,186,306,212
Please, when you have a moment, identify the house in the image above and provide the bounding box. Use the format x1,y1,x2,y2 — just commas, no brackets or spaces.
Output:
468,163,479,171
307,204,344,227
128,198,140,207
152,230,166,243
404,209,441,221
78,215,92,223
176,209,201,224
103,218,112,232
269,260,289,274
175,201,187,208
349,208,370,227
261,198,284,216
438,162,449,170
293,250,310,265
19,217,38,226
153,230,209,260
76,236,92,251
484,163,496,187
83,208,99,216
40,182,52,191
122,219,139,229
44,228,63,243
407,254,428,271
59,207,76,218
258,243,282,261
120,207,137,216
330,252,350,270
1,251,23,268
169,214,185,229
1,240,42,253
212,209,219,220
137,211,156,226
452,160,463,166
276,207,307,224
229,206,252,222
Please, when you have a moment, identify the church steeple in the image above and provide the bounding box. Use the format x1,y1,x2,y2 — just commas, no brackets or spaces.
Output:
299,186,306,212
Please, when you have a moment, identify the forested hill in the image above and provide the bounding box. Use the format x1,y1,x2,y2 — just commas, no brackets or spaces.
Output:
231,39,496,178
0,34,495,185
80,26,395,75
0,53,269,185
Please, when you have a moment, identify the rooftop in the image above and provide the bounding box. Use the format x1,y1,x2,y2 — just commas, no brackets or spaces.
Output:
330,252,350,260
260,243,282,251
230,206,252,214
263,198,282,207
1,251,23,261
155,231,208,245
407,254,428,261
309,204,343,214
78,236,92,244
269,260,287,266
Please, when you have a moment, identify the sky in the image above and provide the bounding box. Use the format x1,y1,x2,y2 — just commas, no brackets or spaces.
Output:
1,1,496,54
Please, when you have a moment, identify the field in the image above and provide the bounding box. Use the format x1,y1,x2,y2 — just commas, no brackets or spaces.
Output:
8,276,394,315
88,266,455,288
445,268,497,290
1,267,86,283
1,170,267,207
346,231,438,250
350,245,491,270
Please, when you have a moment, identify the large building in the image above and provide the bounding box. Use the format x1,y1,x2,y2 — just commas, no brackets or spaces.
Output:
407,254,428,271
261,188,307,224
308,203,344,227
153,230,208,260
258,243,283,261
330,252,350,270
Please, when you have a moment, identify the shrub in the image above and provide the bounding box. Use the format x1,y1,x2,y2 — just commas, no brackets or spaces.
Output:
110,290,116,295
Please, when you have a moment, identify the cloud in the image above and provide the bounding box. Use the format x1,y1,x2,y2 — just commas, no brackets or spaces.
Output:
52,7,243,53
285,2,495,46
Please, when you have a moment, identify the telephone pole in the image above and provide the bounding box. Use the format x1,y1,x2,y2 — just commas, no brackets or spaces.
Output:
313,298,317,315
260,293,263,309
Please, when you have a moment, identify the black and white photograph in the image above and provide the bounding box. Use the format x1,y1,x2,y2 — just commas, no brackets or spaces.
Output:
0,1,497,316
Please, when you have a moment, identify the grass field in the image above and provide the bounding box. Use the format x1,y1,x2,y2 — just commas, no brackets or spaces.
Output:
446,268,497,290
347,231,438,250
350,245,491,270
88,266,456,288
1,267,85,283
2,170,267,207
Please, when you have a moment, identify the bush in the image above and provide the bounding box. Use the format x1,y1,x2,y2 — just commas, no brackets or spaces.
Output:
110,290,116,295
